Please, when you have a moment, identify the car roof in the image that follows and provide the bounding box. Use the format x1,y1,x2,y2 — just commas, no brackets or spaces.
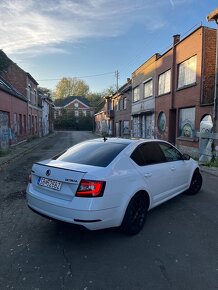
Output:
87,137,167,145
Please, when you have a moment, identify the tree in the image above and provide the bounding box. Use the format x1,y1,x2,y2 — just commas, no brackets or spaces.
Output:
38,86,54,99
101,85,116,96
54,77,89,99
87,92,105,113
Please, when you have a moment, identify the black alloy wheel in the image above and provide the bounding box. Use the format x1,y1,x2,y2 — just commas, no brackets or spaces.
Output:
121,192,148,235
185,170,202,195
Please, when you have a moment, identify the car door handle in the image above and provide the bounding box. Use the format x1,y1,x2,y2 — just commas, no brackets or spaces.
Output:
171,167,176,171
144,173,152,177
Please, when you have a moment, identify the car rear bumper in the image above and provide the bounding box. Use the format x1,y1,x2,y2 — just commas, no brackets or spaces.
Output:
26,189,122,230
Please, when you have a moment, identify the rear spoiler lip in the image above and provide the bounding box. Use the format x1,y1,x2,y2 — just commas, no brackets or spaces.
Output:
34,162,87,174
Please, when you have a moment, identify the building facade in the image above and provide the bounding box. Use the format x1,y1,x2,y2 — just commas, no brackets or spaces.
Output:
131,54,159,139
155,26,215,157
0,50,42,139
95,26,216,158
0,76,28,149
112,80,132,138
55,96,94,118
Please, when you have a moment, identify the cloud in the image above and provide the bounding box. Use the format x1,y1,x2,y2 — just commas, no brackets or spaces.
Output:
0,0,186,56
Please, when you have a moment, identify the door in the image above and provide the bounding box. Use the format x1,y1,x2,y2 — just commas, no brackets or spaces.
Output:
158,142,190,194
130,142,174,206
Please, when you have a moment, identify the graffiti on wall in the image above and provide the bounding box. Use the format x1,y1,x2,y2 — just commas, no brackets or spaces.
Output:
0,111,9,150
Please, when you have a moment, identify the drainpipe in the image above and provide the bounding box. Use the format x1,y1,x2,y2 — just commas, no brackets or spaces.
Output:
171,34,180,109
207,9,218,152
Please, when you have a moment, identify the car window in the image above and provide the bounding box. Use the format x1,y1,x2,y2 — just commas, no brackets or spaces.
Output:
53,141,128,167
158,142,183,162
131,142,166,166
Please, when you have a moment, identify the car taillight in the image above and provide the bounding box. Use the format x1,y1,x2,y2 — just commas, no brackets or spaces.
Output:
76,179,105,197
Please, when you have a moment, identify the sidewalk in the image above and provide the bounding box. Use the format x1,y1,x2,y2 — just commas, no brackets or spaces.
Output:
0,132,56,169
200,165,218,177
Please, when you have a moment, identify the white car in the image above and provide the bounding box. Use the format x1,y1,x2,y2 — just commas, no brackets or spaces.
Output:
26,138,202,235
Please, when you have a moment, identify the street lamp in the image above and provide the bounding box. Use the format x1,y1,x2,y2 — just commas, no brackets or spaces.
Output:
207,8,218,154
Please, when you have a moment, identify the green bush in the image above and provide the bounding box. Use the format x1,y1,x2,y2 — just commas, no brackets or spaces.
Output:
54,113,94,131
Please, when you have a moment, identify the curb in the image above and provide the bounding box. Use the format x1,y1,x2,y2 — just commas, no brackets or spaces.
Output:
200,165,218,177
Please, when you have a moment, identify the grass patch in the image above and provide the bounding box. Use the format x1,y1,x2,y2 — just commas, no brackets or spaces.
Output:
0,149,9,157
204,157,218,168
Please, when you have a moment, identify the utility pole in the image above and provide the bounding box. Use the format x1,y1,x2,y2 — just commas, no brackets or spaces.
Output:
115,70,119,92
207,8,218,153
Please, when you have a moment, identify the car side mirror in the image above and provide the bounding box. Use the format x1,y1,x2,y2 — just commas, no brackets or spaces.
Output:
183,153,190,160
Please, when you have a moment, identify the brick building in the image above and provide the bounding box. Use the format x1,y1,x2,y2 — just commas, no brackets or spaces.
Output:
54,96,94,118
112,79,132,137
155,26,216,156
131,54,159,138
0,76,28,149
0,50,42,138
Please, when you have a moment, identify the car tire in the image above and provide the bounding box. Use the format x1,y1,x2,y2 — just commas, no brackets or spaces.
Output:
120,192,148,235
185,169,202,195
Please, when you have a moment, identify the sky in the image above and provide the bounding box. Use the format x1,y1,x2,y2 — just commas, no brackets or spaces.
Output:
0,0,218,94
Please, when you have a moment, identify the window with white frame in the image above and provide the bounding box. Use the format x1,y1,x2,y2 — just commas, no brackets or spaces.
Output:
28,84,31,101
178,55,197,89
83,110,87,116
75,110,79,117
158,70,171,95
144,79,153,98
123,97,127,110
133,86,140,102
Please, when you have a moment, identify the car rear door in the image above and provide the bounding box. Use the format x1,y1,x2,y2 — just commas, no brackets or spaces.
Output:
130,142,174,206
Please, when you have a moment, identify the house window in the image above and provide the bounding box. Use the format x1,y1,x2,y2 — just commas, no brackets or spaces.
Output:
75,110,79,117
178,55,197,89
34,89,37,106
83,110,87,117
123,97,127,110
74,102,79,108
118,99,122,110
28,84,31,101
179,107,196,138
144,79,153,98
114,99,119,111
133,86,140,102
158,70,171,95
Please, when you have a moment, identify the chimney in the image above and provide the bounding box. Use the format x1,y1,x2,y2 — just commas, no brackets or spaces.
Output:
173,34,180,45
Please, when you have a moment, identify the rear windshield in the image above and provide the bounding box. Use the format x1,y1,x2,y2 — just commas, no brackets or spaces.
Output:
53,141,128,167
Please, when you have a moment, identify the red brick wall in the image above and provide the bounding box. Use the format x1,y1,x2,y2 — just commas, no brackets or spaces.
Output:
1,62,27,97
202,27,216,104
0,90,28,143
155,26,215,153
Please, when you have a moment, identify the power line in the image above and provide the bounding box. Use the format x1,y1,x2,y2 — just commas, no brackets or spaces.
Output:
37,71,115,82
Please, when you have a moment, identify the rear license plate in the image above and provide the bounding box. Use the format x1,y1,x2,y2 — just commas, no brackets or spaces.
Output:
38,177,62,191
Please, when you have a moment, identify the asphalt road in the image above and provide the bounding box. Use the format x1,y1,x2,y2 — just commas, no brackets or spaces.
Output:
0,131,218,290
